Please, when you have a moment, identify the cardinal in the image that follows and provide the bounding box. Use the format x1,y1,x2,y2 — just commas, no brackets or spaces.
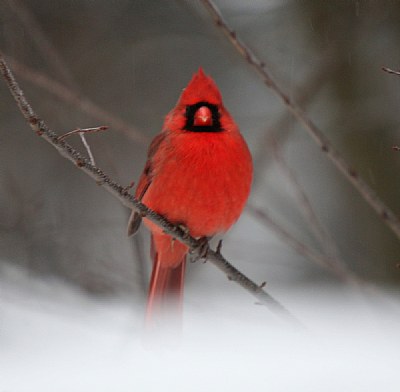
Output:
128,68,253,326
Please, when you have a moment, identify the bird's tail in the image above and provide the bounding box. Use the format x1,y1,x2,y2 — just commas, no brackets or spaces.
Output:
145,233,187,328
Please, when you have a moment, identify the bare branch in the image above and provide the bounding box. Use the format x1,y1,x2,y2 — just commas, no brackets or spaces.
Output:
248,205,397,308
0,53,300,326
201,0,400,241
57,126,108,165
58,126,109,141
80,133,95,165
382,67,400,76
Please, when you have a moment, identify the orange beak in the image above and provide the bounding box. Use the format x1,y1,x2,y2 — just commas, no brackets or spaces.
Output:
193,106,213,126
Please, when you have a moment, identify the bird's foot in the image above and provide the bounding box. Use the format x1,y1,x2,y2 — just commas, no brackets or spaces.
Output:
189,236,210,263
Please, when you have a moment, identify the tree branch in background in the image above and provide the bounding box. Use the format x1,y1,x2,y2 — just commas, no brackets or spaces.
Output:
5,0,146,142
4,0,149,291
201,0,400,241
252,56,332,185
4,55,148,145
383,67,400,152
4,0,102,168
268,136,343,263
382,66,400,77
247,205,359,284
5,0,78,89
0,53,301,327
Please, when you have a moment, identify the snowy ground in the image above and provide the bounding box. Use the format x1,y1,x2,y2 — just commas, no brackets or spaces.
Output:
1,263,399,392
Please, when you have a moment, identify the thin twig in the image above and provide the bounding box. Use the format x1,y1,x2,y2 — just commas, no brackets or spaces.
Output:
201,0,400,241
0,53,300,326
247,205,358,284
252,50,336,185
5,0,78,89
79,134,95,165
58,126,109,141
248,205,400,315
382,67,400,76
269,135,343,262
4,0,100,164
58,126,108,165
122,180,136,193
4,55,148,145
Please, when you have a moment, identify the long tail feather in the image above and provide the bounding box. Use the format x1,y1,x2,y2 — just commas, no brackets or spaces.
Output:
145,234,186,328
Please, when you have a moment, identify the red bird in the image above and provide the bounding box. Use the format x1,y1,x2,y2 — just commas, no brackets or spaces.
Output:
128,68,253,325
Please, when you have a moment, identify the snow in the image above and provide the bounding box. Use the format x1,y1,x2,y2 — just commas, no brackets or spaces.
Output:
0,264,399,392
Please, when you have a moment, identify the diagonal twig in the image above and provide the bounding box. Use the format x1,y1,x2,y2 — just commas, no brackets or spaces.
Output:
5,0,77,89
4,0,100,166
382,67,400,77
4,55,148,145
57,126,109,142
269,135,343,262
201,0,400,241
252,49,338,186
247,205,356,283
58,126,109,165
0,53,300,326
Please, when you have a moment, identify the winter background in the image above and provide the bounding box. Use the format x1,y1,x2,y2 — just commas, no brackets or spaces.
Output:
1,0,400,390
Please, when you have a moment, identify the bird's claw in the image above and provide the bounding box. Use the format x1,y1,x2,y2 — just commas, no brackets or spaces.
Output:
178,224,191,239
189,236,210,263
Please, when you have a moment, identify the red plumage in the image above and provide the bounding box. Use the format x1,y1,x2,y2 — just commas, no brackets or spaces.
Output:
128,68,253,326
